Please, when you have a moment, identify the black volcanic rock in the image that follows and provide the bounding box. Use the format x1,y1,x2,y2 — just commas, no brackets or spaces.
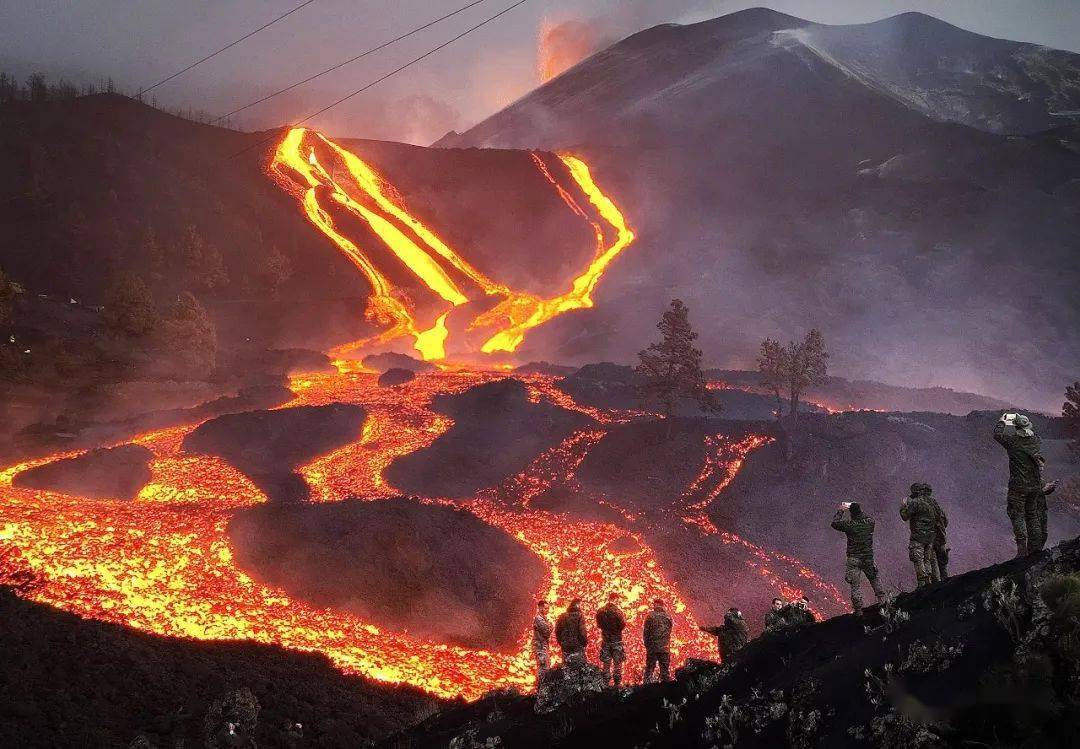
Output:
381,537,1080,748
227,497,546,650
182,404,366,503
513,361,577,376
360,352,435,374
377,367,416,387
0,589,437,749
385,378,594,497
11,443,153,500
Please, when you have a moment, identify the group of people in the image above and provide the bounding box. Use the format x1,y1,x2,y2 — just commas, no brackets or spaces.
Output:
533,594,674,686
532,412,1062,685
831,412,1059,613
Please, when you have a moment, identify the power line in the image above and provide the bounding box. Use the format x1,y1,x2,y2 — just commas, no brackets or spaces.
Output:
212,0,490,124
138,0,320,97
231,0,529,159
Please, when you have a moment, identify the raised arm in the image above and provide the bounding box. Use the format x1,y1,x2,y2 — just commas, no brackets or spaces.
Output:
831,508,850,532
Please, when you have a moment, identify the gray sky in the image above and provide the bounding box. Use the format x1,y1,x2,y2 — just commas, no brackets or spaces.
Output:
2,1,1079,143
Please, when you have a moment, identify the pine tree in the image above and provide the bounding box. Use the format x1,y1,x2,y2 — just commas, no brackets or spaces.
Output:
160,292,217,378
0,267,16,325
1065,381,1080,462
636,298,718,437
102,274,155,337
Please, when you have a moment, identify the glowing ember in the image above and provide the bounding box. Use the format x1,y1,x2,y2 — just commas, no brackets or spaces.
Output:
269,128,635,362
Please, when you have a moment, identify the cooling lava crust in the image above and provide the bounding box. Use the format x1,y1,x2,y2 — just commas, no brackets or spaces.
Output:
227,496,547,650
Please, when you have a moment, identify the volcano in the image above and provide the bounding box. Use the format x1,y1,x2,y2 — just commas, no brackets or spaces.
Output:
439,9,1080,410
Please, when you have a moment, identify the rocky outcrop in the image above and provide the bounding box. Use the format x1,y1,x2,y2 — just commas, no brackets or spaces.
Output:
385,378,594,497
182,404,365,503
227,497,546,649
377,368,416,387
12,443,153,500
360,352,435,374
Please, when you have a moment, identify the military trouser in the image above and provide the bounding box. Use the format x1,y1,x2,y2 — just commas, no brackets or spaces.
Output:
908,542,938,587
934,544,949,580
1007,487,1047,556
534,646,550,678
599,640,625,686
845,556,886,611
644,651,670,683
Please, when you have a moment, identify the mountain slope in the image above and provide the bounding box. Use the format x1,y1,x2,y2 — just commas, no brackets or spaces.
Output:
436,9,1080,410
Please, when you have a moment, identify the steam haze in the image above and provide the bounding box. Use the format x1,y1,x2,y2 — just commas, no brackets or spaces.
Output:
2,1,1080,143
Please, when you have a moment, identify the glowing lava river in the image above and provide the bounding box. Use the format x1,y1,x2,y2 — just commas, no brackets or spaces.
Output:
0,131,843,701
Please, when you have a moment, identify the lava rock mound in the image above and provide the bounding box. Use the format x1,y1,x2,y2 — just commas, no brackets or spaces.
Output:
182,404,366,503
227,497,546,650
386,378,595,497
13,444,154,500
377,368,416,387
361,352,435,374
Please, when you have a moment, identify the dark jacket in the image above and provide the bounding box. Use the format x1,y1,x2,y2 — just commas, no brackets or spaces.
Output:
555,607,588,654
719,611,749,656
643,609,673,653
783,604,816,626
596,603,626,643
993,422,1044,491
900,495,936,545
831,509,876,560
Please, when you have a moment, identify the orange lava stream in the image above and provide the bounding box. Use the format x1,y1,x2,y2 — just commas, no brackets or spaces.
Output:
0,371,724,699
269,128,635,362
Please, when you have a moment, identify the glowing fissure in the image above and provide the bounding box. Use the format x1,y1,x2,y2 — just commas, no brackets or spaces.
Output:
269,128,635,361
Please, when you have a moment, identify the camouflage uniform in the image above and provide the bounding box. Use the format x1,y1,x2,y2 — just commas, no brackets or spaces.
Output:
642,608,673,682
923,493,949,580
533,613,553,676
763,605,787,632
555,603,589,661
831,507,886,611
900,490,939,587
596,603,627,686
994,419,1048,556
702,609,748,660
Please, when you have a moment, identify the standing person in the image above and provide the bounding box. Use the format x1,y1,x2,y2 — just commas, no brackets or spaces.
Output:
596,592,627,687
994,413,1057,556
831,501,887,614
764,597,787,632
921,487,950,580
701,608,749,660
555,599,589,663
901,483,939,587
533,600,553,679
642,598,673,683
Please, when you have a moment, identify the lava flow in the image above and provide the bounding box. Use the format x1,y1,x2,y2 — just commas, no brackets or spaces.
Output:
269,128,635,362
0,366,843,700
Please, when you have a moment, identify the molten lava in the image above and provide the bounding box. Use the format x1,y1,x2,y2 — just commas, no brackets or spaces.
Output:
0,368,842,700
269,128,635,362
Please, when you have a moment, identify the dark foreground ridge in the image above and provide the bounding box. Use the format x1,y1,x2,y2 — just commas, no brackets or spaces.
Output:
383,536,1080,748
0,585,442,748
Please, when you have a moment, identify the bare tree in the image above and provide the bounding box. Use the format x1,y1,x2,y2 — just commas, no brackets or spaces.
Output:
757,329,829,420
787,328,828,419
757,338,787,420
636,298,718,437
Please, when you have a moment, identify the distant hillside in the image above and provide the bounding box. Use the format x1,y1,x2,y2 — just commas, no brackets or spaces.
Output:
438,9,1080,410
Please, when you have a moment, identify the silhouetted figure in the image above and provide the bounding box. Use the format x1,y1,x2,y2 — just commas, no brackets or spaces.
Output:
555,598,589,662
994,413,1056,556
701,607,749,660
763,597,787,631
831,501,887,613
533,600,553,678
901,483,939,586
596,592,627,686
643,598,673,682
